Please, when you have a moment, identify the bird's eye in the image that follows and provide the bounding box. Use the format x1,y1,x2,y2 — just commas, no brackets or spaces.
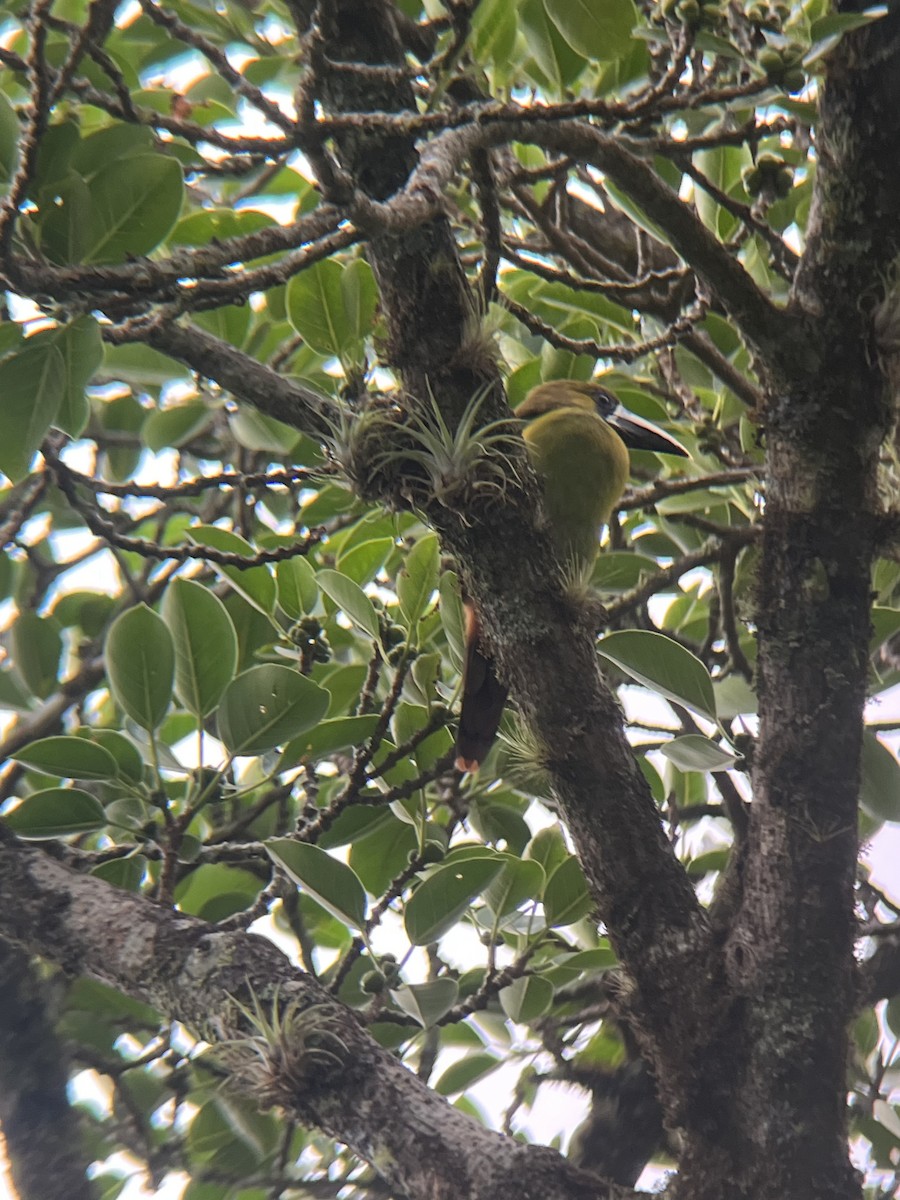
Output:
591,389,617,418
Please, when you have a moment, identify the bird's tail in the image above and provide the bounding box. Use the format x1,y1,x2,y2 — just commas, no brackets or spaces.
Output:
454,600,508,773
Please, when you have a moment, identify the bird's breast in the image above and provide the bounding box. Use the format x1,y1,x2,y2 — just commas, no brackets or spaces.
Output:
523,408,629,567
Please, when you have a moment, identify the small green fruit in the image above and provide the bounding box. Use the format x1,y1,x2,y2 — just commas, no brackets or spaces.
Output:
362,971,386,994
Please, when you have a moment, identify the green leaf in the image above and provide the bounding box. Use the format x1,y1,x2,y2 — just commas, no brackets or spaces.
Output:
85,153,184,264
0,92,19,184
143,402,212,453
0,339,66,481
469,0,518,64
660,735,738,773
596,630,717,722
809,8,887,41
280,715,380,765
520,0,575,89
713,674,757,719
218,665,329,755
55,316,104,437
434,1052,501,1096
286,259,353,359
439,571,465,670
276,557,318,620
103,342,185,389
174,864,263,921
484,857,545,918
267,838,367,929
686,848,730,878
340,258,378,346
170,206,274,245
525,825,568,878
592,552,660,592
38,170,93,264
885,994,900,1040
499,975,554,1023
188,526,277,616
543,0,637,62
349,813,418,895
543,855,593,928
12,612,62,699
163,578,238,719
229,407,300,455
337,537,394,588
398,533,440,628
12,736,119,781
404,856,504,945
4,787,106,839
391,978,459,1028
71,124,155,182
88,730,144,783
860,731,900,822
317,569,381,641
105,605,175,731
871,605,900,652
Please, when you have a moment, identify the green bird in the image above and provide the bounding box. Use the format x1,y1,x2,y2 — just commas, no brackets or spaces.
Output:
455,379,688,773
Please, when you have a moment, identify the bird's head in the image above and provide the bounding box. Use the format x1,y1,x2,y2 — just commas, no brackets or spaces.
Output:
517,380,688,458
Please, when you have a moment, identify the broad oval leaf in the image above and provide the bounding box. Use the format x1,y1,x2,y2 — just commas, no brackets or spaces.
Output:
13,736,119,781
340,258,378,346
434,1052,501,1096
593,552,660,593
218,665,329,755
597,629,717,722
860,731,900,823
280,714,380,766
391,978,459,1028
4,787,106,839
163,578,238,719
543,0,637,62
56,316,104,437
405,856,504,945
439,571,465,670
660,735,739,773
276,557,318,620
484,857,545,919
0,340,66,481
12,612,63,700
287,258,375,361
317,569,381,642
106,605,175,731
88,730,144,783
337,537,394,588
143,402,212,453
267,838,367,929
188,526,277,616
499,975,554,1023
398,533,440,628
543,855,593,928
525,825,568,878
85,153,184,264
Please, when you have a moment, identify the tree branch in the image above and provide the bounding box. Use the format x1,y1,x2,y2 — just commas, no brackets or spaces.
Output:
105,319,338,441
0,830,625,1200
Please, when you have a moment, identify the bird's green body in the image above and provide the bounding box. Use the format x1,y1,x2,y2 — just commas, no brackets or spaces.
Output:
454,378,687,772
521,397,630,569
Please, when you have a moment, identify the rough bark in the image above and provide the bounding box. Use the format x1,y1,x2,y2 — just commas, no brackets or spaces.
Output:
717,12,900,1200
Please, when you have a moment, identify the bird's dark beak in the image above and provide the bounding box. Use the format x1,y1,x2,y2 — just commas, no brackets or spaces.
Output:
607,408,689,458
